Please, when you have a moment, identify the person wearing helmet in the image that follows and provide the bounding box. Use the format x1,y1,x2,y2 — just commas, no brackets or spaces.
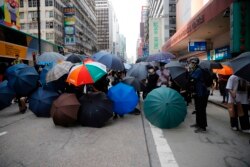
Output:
188,57,209,133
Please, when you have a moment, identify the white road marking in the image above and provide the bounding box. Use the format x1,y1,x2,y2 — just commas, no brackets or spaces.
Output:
150,124,179,167
0,131,7,137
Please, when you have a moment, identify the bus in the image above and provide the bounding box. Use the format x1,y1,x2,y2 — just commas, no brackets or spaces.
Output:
0,24,64,61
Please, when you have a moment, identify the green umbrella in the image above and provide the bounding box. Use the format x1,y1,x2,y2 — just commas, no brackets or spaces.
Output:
143,86,187,129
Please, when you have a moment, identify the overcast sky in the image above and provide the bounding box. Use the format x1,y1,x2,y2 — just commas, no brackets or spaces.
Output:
110,0,147,63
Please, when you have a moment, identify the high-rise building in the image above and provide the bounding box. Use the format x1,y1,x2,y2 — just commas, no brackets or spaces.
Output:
19,0,97,55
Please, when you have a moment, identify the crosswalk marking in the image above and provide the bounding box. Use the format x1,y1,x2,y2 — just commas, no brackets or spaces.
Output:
150,124,179,167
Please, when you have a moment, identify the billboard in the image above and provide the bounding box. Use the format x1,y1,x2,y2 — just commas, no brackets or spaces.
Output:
63,7,76,45
188,41,206,52
149,18,163,54
0,0,20,29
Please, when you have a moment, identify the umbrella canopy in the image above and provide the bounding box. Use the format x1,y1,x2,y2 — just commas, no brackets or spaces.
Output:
0,80,15,110
165,61,188,88
7,66,39,96
107,82,139,115
39,65,52,86
143,86,187,129
5,63,28,79
126,62,148,81
122,76,141,91
51,93,80,126
29,87,59,117
92,51,125,71
37,52,65,65
66,61,107,86
213,64,233,75
46,61,74,83
136,56,148,63
199,60,223,70
65,54,83,63
78,92,113,128
147,51,175,63
123,63,132,70
229,52,250,82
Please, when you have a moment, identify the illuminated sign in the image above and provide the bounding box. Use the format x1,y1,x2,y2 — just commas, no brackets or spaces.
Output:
188,41,206,52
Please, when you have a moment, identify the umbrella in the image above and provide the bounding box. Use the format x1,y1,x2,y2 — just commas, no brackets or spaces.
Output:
46,61,74,83
123,63,132,70
229,52,250,82
136,56,148,63
0,80,15,110
212,64,233,75
126,62,148,81
92,51,125,71
65,54,83,63
165,61,188,88
39,65,52,86
51,93,80,126
199,60,223,70
122,76,141,91
78,92,113,128
66,61,107,86
29,87,59,117
107,82,139,115
37,52,65,65
5,63,28,79
143,86,187,129
146,51,175,63
7,66,39,96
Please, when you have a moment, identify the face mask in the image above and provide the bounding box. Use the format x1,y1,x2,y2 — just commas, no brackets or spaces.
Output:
148,69,154,73
188,63,195,71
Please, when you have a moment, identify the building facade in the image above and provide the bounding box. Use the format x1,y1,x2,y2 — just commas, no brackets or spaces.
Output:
19,0,97,55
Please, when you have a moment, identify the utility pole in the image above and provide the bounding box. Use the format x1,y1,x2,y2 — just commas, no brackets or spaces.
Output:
37,0,41,55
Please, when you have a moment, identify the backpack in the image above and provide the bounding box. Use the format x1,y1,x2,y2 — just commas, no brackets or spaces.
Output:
199,67,213,87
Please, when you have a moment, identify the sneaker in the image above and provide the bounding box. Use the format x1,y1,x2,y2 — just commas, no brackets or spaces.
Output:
231,127,238,131
194,127,206,133
241,129,250,134
190,124,198,128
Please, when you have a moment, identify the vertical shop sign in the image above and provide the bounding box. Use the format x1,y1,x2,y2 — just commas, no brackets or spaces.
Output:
64,7,76,45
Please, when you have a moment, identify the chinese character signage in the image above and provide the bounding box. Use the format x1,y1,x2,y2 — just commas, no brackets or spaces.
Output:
149,18,162,54
64,7,75,45
210,46,231,60
0,0,20,29
188,41,206,52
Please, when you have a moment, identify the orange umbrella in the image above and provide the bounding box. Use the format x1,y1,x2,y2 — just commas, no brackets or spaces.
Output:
213,64,233,75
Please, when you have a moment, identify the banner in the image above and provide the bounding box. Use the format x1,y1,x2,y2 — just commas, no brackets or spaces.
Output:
64,7,76,45
0,0,20,29
149,18,163,54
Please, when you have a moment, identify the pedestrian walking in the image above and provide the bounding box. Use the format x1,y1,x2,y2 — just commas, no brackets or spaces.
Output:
226,75,250,133
188,57,210,133
218,74,229,103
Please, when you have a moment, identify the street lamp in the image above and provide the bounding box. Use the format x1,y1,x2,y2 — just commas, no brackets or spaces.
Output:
37,0,41,55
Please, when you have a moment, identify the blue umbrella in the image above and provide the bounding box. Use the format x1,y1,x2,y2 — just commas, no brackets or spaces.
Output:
143,86,187,129
5,63,28,80
29,87,59,117
7,66,39,96
107,82,139,115
37,52,65,66
92,51,125,71
147,51,175,63
39,65,53,86
0,80,15,110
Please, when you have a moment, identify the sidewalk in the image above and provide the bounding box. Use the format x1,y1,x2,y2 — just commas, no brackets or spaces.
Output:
208,89,228,109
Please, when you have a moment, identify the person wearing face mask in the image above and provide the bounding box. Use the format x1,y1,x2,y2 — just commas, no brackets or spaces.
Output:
188,57,210,133
144,66,159,98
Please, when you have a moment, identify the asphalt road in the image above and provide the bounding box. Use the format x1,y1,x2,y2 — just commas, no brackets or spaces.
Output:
0,102,250,167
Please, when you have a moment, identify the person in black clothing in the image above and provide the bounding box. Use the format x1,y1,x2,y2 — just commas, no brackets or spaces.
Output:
188,57,210,133
144,66,159,97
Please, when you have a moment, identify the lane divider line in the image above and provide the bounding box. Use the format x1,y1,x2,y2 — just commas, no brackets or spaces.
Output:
0,131,8,137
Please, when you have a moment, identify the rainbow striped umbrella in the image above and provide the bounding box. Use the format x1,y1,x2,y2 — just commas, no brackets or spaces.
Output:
66,61,107,86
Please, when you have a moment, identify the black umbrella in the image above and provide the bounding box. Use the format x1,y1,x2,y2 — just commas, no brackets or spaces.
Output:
136,56,148,63
0,80,15,110
122,76,141,91
126,62,148,81
65,54,83,63
199,60,223,70
229,52,250,82
92,51,125,71
78,92,113,128
165,61,188,88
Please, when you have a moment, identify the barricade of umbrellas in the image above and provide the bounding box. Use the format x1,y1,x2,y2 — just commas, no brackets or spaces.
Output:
0,51,140,128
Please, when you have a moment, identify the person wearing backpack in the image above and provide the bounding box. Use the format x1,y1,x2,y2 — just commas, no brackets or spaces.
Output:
188,57,210,133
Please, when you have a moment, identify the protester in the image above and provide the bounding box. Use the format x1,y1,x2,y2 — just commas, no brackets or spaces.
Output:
12,54,23,65
188,57,210,133
226,75,250,133
210,73,218,95
218,74,230,103
144,66,159,97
